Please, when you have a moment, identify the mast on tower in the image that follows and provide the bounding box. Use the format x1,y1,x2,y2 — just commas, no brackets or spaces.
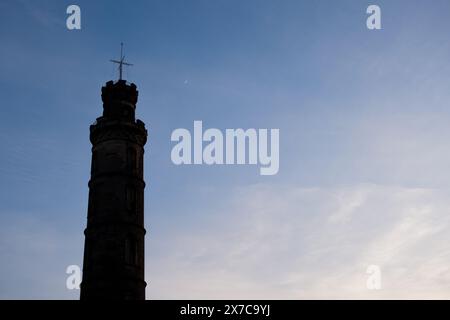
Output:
110,42,133,80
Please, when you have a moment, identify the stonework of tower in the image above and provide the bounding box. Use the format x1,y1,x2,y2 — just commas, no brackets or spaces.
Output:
80,80,148,300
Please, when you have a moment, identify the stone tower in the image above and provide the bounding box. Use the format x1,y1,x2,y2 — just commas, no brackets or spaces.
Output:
80,79,148,300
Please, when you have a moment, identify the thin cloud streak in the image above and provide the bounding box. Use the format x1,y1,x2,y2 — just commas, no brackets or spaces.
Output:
147,183,450,299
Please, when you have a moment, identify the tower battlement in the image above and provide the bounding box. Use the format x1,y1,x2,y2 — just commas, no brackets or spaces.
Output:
101,80,139,121
102,80,138,104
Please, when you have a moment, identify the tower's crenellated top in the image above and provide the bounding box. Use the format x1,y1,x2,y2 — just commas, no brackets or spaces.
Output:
102,80,138,105
101,80,139,121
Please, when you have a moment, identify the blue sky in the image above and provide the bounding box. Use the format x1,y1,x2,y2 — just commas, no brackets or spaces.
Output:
1,0,450,299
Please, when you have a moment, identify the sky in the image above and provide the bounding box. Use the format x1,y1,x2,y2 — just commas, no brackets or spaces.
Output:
1,0,450,299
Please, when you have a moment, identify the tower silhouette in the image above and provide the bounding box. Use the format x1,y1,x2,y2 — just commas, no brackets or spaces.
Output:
80,71,148,299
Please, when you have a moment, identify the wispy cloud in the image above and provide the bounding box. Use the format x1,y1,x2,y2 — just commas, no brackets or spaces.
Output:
16,0,62,29
0,215,83,299
147,183,450,299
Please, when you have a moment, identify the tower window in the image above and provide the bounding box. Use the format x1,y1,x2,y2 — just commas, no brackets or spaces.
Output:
126,186,136,214
125,236,138,266
127,147,137,171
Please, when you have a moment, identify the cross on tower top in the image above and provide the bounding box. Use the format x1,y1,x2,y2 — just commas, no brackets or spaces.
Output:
110,42,133,80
